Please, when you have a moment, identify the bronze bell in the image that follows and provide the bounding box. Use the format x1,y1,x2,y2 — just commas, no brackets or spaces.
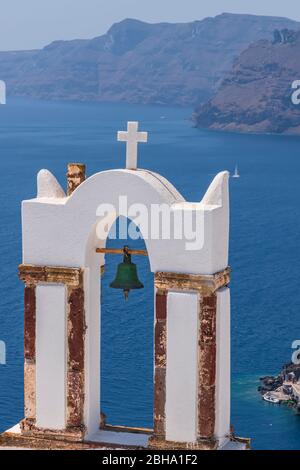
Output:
110,246,144,300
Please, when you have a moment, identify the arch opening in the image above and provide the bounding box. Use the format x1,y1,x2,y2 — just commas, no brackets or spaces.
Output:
101,217,154,429
84,215,154,435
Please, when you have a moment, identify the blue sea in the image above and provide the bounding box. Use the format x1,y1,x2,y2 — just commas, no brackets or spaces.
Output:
0,98,299,450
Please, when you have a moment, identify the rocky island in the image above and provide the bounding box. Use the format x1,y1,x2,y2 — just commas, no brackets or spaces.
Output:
259,363,300,412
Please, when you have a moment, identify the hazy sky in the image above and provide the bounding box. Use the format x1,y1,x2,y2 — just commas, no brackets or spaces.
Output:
1,0,300,51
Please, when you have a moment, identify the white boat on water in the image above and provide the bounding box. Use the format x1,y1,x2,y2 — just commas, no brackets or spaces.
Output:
263,393,280,404
232,164,240,178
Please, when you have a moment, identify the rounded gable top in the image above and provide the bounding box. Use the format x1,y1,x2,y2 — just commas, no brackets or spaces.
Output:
67,169,185,208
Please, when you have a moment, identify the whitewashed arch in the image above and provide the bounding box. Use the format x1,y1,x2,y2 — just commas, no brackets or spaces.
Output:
23,169,229,274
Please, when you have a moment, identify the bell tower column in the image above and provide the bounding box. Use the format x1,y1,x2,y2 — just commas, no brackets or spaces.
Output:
19,264,86,441
150,268,231,450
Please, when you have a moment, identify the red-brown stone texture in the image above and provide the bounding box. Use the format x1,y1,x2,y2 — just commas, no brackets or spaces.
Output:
155,292,167,321
153,291,167,438
67,287,85,428
68,288,85,370
19,264,83,288
198,293,217,439
23,286,37,424
154,320,166,368
153,367,166,437
67,163,86,196
24,361,36,420
24,286,36,360
67,371,85,428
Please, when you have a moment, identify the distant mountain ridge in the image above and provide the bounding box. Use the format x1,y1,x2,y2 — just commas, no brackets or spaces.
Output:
194,29,300,134
0,13,299,106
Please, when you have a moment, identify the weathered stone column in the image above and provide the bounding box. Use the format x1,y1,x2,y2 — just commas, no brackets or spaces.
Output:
150,268,230,450
23,284,37,427
153,290,167,440
66,282,85,431
19,265,46,431
19,265,86,441
198,292,217,446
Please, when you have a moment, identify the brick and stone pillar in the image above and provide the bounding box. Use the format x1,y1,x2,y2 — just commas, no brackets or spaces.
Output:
198,291,218,446
150,268,231,450
153,290,167,440
24,284,36,428
66,283,85,431
19,265,86,441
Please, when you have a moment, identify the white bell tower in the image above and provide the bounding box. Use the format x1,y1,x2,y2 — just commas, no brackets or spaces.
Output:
0,123,249,450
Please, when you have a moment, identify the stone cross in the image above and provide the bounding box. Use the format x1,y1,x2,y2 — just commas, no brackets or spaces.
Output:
118,121,148,170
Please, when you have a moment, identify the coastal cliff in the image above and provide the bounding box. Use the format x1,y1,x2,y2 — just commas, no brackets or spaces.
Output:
0,14,299,106
194,29,300,134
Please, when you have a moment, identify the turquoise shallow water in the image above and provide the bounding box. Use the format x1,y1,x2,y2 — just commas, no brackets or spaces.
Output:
0,98,299,449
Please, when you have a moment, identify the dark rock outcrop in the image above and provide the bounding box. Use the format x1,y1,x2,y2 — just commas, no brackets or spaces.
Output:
194,29,300,134
259,363,300,396
0,14,299,106
258,376,283,394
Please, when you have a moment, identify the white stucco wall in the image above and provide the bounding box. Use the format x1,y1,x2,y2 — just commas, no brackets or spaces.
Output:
36,284,66,429
22,169,229,275
215,287,231,443
165,292,198,443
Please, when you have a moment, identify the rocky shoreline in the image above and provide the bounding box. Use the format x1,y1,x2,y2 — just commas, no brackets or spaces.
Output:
258,363,300,412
